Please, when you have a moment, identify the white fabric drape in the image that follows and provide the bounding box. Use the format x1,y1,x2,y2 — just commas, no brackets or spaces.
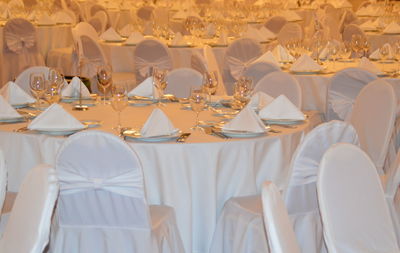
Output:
165,68,203,98
243,61,281,87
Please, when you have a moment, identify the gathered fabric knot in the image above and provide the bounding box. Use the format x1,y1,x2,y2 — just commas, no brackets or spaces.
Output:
135,55,171,77
5,32,35,54
227,56,254,80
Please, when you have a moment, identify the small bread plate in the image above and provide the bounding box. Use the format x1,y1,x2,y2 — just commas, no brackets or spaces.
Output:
123,129,181,142
0,116,25,123
262,119,305,125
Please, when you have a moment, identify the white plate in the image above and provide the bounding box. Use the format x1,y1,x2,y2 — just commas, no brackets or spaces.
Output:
0,117,25,123
12,103,31,109
62,97,93,103
124,130,180,142
263,119,305,125
221,129,267,138
290,70,323,75
128,100,154,107
35,127,85,136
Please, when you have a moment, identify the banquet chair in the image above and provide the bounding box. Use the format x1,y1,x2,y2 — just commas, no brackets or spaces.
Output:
134,39,173,84
0,164,59,253
137,6,154,21
350,79,397,174
326,67,377,121
88,13,106,34
262,182,301,253
2,18,45,85
74,21,99,41
243,61,281,89
277,23,303,45
342,24,365,44
203,45,226,95
264,16,287,34
49,131,184,253
165,68,203,98
0,149,6,218
222,38,262,95
15,66,50,94
317,143,400,253
191,52,207,74
209,120,359,253
254,71,302,108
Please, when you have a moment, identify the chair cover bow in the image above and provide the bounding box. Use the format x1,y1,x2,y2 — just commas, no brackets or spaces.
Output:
329,90,353,121
135,55,171,77
5,32,35,54
79,56,104,78
227,56,253,80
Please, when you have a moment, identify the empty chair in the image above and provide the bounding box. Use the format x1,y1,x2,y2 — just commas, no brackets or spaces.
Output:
277,23,303,45
165,68,203,98
318,143,400,253
203,45,226,95
264,16,287,34
326,67,377,121
137,6,154,21
0,164,59,252
243,61,281,89
222,38,262,95
350,79,396,174
15,66,50,94
254,71,302,108
262,182,301,253
134,39,173,84
190,52,207,74
49,131,184,253
342,24,365,44
74,21,99,41
2,18,45,84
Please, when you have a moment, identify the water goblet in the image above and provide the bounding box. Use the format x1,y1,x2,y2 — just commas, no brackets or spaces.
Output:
29,73,46,108
189,88,206,131
393,42,400,75
202,71,218,108
152,68,168,106
110,84,128,135
97,65,113,104
233,76,253,109
379,45,389,72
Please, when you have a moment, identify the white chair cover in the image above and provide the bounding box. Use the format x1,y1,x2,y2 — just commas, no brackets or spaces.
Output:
165,68,203,98
342,24,365,43
385,150,400,245
326,67,377,121
277,23,303,45
74,21,99,41
262,182,301,253
2,18,45,84
350,79,397,174
94,10,108,32
49,130,184,253
318,143,400,253
0,164,59,253
88,16,105,34
244,61,281,92
264,16,288,34
153,7,169,26
190,52,207,74
0,150,6,215
284,120,359,253
15,66,50,94
222,38,262,95
137,6,154,21
254,71,302,108
134,39,173,84
203,45,226,95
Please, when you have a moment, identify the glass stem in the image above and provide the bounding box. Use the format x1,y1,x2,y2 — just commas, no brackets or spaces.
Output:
195,112,200,128
118,111,121,131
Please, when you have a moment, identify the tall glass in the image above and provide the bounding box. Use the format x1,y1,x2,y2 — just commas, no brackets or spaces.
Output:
97,65,113,104
379,45,389,72
202,71,218,108
110,84,128,134
233,76,253,109
189,88,206,131
29,73,46,107
152,68,168,106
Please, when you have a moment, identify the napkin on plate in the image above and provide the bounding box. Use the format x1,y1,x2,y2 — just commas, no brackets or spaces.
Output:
360,20,378,31
259,26,276,40
0,81,35,105
249,91,274,110
280,10,302,22
125,31,144,45
369,43,393,60
140,108,178,137
253,51,280,66
383,22,400,34
0,95,21,120
259,95,305,120
222,105,266,133
206,23,216,37
171,32,188,46
332,0,352,8
128,77,155,98
52,11,73,24
358,57,383,74
243,26,264,43
119,24,135,37
290,54,323,72
37,14,56,25
28,103,85,131
273,44,295,62
217,31,228,45
100,27,123,41
356,5,376,16
61,77,91,98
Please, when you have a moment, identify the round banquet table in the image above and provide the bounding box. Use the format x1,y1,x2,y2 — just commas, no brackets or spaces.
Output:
0,102,321,253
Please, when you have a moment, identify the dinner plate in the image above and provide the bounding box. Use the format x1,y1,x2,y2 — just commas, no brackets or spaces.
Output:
62,96,94,103
208,43,228,48
12,103,31,109
128,100,154,107
81,120,102,128
103,39,125,43
168,44,193,48
290,70,323,75
0,117,25,123
263,119,305,125
124,130,180,142
221,129,267,138
35,126,87,136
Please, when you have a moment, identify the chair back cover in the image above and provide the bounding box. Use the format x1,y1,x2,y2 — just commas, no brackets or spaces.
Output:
284,120,359,253
203,45,226,95
277,23,303,45
342,24,365,43
137,6,154,21
15,66,50,94
190,51,207,74
326,67,377,121
93,10,108,32
76,34,107,78
0,150,6,213
244,61,281,92
254,71,302,108
350,79,397,173
318,143,400,253
73,22,99,41
262,181,301,253
166,68,203,98
264,16,288,34
385,150,400,244
0,164,59,253
2,18,44,84
134,39,173,84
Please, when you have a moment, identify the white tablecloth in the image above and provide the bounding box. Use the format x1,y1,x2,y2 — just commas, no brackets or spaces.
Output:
0,102,320,253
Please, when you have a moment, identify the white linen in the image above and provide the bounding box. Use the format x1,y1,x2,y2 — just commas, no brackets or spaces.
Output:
243,61,281,86
171,32,188,46
243,26,269,43
140,108,178,137
217,31,228,45
0,150,5,218
383,22,400,34
280,10,302,22
52,11,73,24
125,31,144,45
165,68,203,98
369,43,394,60
28,103,85,131
360,20,379,31
277,23,302,45
0,95,21,119
290,55,323,72
272,44,294,62
128,77,154,98
249,91,274,110
253,51,280,66
259,95,305,120
37,14,56,25
222,106,266,133
100,27,123,41
358,57,383,75
0,81,35,105
318,144,400,253
61,77,90,98
119,24,135,37
259,27,276,40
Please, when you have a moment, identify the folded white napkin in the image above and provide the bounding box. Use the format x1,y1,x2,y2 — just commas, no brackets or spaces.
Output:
119,24,135,37
222,106,266,133
0,81,35,105
140,108,178,137
369,43,393,60
28,103,85,131
249,91,274,110
356,5,375,16
243,26,264,42
52,11,73,24
259,26,276,40
0,8,10,20
259,95,305,120
253,51,280,67
27,10,36,21
383,22,400,34
0,95,21,120
333,0,352,8
61,77,91,98
128,77,155,98
290,54,323,72
37,14,56,25
358,57,382,74
100,27,123,41
280,10,302,22
273,44,295,62
360,20,377,31
319,40,340,60
171,32,188,46
284,0,298,9
217,31,228,45
125,31,144,45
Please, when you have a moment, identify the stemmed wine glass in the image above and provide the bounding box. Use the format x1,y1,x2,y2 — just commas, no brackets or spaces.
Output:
338,42,352,62
351,34,364,59
379,45,389,72
393,42,400,75
202,71,218,109
189,88,206,131
152,68,168,106
45,68,64,104
29,73,46,108
233,76,253,109
110,84,128,135
97,65,113,105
